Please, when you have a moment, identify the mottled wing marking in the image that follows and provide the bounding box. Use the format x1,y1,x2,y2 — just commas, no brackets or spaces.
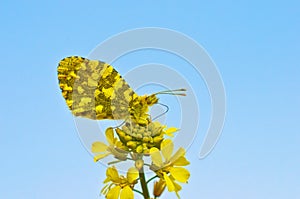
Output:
57,56,138,120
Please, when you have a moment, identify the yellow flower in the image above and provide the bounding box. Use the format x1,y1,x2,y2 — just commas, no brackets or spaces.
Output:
150,139,190,198
92,127,128,162
102,166,139,199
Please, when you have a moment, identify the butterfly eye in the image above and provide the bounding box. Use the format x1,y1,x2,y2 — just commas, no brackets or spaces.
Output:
146,94,159,105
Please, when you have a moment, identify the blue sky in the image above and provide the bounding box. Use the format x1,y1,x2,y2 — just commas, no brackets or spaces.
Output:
0,0,299,198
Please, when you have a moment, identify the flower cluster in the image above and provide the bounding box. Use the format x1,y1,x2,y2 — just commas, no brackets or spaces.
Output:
92,120,190,199
116,121,176,154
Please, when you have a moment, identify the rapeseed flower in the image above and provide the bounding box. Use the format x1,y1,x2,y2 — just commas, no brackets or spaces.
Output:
150,139,190,198
102,166,139,199
92,127,128,162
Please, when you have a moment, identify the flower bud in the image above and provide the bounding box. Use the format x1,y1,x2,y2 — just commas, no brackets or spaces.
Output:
124,135,132,141
153,179,166,197
136,145,144,153
135,159,144,170
115,128,126,140
149,137,154,143
118,128,126,135
135,134,143,140
143,137,150,143
138,129,144,135
153,136,163,143
143,148,150,155
127,141,138,149
122,125,130,132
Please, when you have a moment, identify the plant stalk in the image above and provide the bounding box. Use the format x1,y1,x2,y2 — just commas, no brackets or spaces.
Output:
139,166,150,199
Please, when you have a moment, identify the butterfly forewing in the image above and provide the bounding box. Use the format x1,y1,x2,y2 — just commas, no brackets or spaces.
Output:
57,56,137,120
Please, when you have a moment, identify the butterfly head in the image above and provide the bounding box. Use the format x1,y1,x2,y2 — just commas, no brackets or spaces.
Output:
145,94,159,106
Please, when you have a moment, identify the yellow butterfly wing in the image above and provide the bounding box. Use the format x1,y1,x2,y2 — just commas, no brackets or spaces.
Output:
57,56,140,120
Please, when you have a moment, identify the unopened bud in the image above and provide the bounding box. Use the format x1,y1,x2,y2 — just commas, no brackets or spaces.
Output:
127,141,138,149
136,145,144,153
136,134,143,140
153,179,166,197
143,137,150,143
143,148,150,155
116,128,126,138
153,136,163,143
135,159,144,170
124,135,132,141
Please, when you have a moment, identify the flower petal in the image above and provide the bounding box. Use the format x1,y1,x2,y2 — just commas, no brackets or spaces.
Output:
91,142,108,153
169,148,186,164
109,147,128,161
106,167,120,182
127,167,139,184
172,156,190,166
163,172,175,192
165,127,179,137
150,147,163,167
169,167,190,183
161,139,174,162
170,177,182,192
105,127,115,145
94,152,110,162
106,186,121,199
172,180,182,199
120,185,134,199
103,177,111,184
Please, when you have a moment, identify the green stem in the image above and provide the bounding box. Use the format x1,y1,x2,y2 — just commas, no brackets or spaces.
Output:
133,189,144,196
144,163,152,167
139,166,150,199
107,160,123,165
146,175,158,184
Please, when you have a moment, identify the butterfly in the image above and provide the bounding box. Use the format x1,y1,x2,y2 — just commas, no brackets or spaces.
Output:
57,56,185,125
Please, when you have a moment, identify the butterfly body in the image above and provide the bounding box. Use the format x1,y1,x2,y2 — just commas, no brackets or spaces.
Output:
57,56,158,125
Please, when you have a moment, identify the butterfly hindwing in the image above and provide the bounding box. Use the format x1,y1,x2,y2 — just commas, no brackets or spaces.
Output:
57,56,137,120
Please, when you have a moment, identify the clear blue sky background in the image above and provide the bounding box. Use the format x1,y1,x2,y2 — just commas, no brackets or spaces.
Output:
0,0,299,199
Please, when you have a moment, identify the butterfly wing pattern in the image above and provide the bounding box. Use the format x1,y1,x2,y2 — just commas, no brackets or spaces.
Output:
57,56,158,125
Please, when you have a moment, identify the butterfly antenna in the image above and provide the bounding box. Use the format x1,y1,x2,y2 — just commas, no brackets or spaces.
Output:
152,103,170,121
155,88,187,96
